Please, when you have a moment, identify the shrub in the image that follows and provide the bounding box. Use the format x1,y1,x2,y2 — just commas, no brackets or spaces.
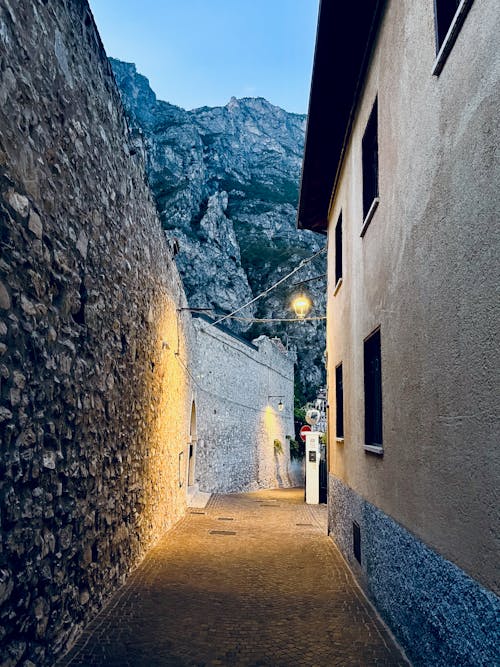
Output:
273,439,284,455
289,438,304,460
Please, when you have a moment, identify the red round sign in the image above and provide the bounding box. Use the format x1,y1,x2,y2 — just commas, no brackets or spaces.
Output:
299,425,312,442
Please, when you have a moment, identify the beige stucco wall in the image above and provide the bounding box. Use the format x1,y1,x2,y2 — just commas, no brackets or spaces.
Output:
327,0,499,593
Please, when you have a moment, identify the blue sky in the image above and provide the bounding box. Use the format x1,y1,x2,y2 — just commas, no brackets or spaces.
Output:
88,0,319,114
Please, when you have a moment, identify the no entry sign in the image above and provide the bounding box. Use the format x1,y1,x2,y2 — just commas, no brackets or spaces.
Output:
299,424,312,442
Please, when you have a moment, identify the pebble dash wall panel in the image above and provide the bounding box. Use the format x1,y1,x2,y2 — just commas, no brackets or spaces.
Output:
0,1,193,663
192,318,296,493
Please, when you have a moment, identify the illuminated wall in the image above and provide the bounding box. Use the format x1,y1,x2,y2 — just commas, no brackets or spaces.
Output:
0,1,194,664
192,318,296,493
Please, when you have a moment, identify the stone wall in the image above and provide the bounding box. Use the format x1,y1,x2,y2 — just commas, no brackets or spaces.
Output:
192,317,296,493
0,1,194,664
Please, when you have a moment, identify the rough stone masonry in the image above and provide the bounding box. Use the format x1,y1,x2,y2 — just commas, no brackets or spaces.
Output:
0,0,196,664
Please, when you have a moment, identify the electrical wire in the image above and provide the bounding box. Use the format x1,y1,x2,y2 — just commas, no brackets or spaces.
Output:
291,273,327,286
198,325,294,382
227,316,326,322
173,346,292,415
210,246,327,327
190,310,326,324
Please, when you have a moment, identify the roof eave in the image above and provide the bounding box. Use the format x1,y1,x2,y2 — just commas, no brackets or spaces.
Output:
297,0,386,233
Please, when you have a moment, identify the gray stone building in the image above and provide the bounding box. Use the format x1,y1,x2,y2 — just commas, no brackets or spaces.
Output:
298,1,500,665
190,315,297,495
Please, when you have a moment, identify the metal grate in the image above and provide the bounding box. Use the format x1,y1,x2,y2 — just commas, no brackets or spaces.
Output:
296,523,313,527
209,530,236,536
217,517,234,521
190,511,205,515
353,521,361,564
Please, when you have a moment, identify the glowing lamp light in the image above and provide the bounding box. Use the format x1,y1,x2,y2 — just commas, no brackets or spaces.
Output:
292,293,312,319
268,395,285,412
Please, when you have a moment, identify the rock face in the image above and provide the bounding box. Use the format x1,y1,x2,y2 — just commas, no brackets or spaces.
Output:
111,60,326,398
0,2,194,664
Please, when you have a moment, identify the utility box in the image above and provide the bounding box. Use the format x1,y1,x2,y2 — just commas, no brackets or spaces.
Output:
305,431,320,504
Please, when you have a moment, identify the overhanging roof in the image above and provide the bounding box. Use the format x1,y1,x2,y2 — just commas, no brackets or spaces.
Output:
298,0,386,233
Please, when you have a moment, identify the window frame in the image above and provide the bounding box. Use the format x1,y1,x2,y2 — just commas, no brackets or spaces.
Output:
334,212,343,292
335,362,344,441
432,0,475,76
361,98,379,236
363,327,383,454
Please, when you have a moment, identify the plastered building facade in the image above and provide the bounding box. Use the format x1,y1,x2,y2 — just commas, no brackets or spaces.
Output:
298,1,500,665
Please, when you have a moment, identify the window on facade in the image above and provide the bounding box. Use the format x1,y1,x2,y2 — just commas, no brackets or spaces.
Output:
335,213,343,287
362,99,379,225
364,328,383,449
433,1,475,75
335,363,344,439
435,0,461,49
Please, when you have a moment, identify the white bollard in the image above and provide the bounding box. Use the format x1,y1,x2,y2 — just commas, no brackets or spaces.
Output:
305,431,320,504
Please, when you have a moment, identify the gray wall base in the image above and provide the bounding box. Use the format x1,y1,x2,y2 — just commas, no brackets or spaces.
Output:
329,474,500,666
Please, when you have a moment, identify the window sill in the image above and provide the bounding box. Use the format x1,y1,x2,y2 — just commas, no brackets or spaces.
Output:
364,444,383,455
333,277,343,296
335,437,344,444
432,0,474,76
360,197,379,237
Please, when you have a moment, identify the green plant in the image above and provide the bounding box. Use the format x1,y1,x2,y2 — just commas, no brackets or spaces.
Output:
273,439,284,455
319,434,327,445
288,438,304,460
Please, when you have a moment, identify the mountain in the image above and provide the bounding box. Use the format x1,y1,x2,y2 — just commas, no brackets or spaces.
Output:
110,59,326,400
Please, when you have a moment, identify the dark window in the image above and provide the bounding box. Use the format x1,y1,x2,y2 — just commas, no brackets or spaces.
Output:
335,363,344,438
335,213,343,285
434,0,461,51
362,99,378,220
433,1,475,75
364,329,383,447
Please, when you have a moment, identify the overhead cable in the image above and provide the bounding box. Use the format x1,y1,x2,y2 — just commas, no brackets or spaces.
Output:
291,273,327,286
228,316,326,322
210,246,327,327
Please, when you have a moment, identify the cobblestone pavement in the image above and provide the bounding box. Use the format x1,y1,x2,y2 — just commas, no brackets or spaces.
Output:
58,489,408,666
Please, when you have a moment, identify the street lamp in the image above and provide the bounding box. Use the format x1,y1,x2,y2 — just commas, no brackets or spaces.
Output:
268,396,285,411
291,292,312,319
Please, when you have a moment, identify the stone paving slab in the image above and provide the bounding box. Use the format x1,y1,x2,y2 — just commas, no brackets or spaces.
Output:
58,489,408,666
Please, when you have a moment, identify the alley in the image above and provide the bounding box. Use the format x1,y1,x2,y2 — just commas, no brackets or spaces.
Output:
58,489,407,667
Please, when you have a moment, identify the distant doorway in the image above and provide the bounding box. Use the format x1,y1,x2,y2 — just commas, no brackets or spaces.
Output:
188,401,197,488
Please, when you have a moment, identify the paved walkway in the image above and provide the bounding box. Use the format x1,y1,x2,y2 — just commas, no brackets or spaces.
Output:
58,489,407,666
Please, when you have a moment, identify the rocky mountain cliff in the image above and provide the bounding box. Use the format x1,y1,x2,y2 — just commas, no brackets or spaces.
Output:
111,59,326,399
